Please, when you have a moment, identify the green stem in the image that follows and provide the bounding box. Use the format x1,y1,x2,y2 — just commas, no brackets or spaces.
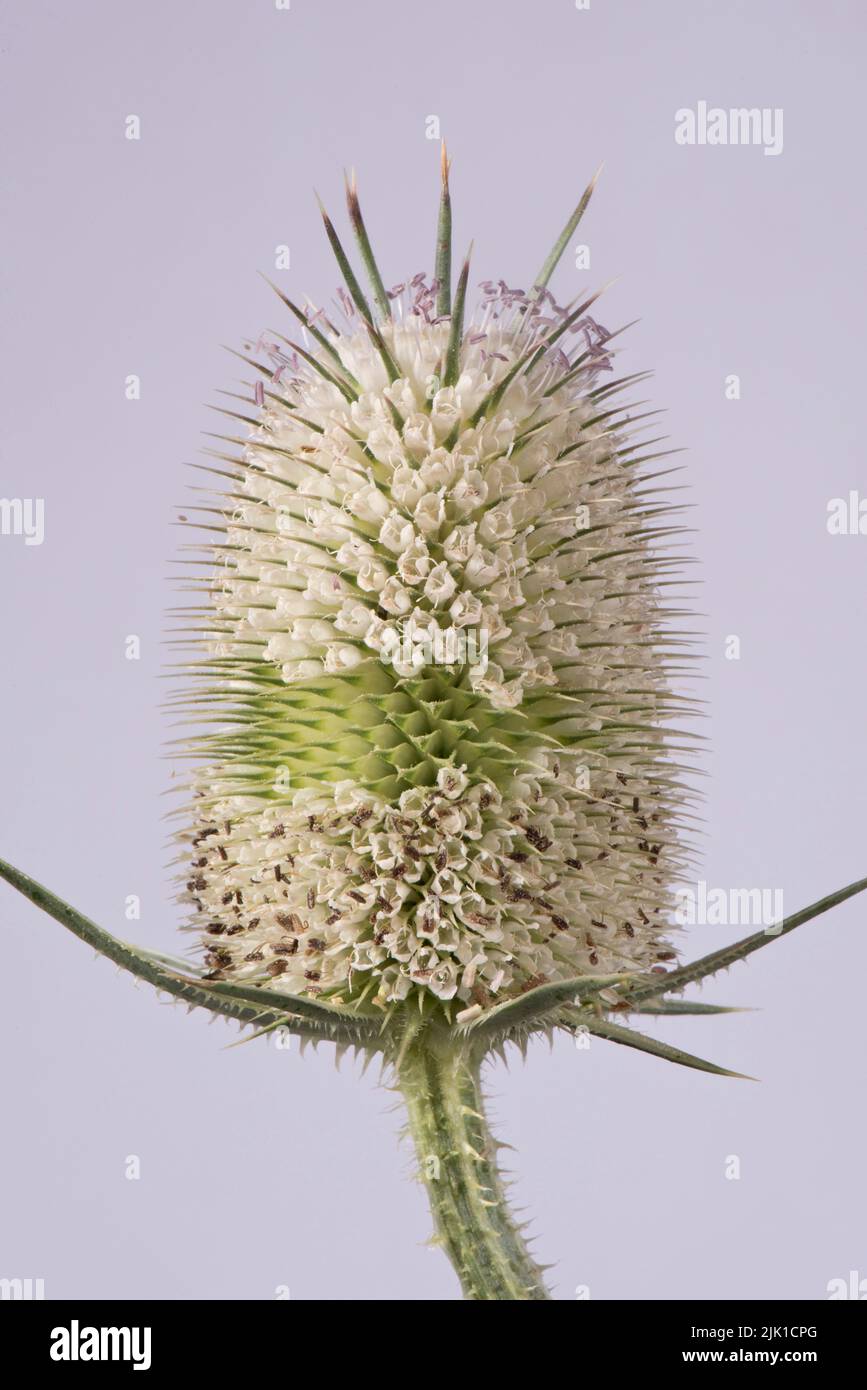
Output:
398,1035,551,1300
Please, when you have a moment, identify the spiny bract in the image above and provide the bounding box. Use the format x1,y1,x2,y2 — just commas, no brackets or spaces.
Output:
174,158,696,1021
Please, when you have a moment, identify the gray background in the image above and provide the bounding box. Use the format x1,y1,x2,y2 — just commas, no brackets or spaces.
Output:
1,0,865,1300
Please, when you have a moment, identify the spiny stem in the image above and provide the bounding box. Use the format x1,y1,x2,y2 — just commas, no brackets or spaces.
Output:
399,1035,551,1300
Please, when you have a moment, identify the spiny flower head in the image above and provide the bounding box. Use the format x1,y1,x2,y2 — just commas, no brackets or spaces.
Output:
173,159,696,1022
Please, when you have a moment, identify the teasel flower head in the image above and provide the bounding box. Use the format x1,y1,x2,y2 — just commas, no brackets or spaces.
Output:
176,158,693,1020
4,149,865,1300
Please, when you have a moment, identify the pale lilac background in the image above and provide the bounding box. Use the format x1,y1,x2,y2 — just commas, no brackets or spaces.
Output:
1,0,865,1301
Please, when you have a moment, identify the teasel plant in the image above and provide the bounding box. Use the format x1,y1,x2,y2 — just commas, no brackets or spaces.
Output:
2,146,865,1301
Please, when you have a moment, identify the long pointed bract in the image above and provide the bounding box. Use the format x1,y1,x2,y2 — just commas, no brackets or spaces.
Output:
532,164,602,293
0,858,381,1046
258,274,350,370
443,242,472,386
318,194,402,384
435,140,452,317
461,972,635,1042
619,875,867,1006
577,1015,754,1080
317,193,375,324
345,169,392,321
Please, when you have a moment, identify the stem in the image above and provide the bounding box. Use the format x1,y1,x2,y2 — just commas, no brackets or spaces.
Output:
398,1035,551,1300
